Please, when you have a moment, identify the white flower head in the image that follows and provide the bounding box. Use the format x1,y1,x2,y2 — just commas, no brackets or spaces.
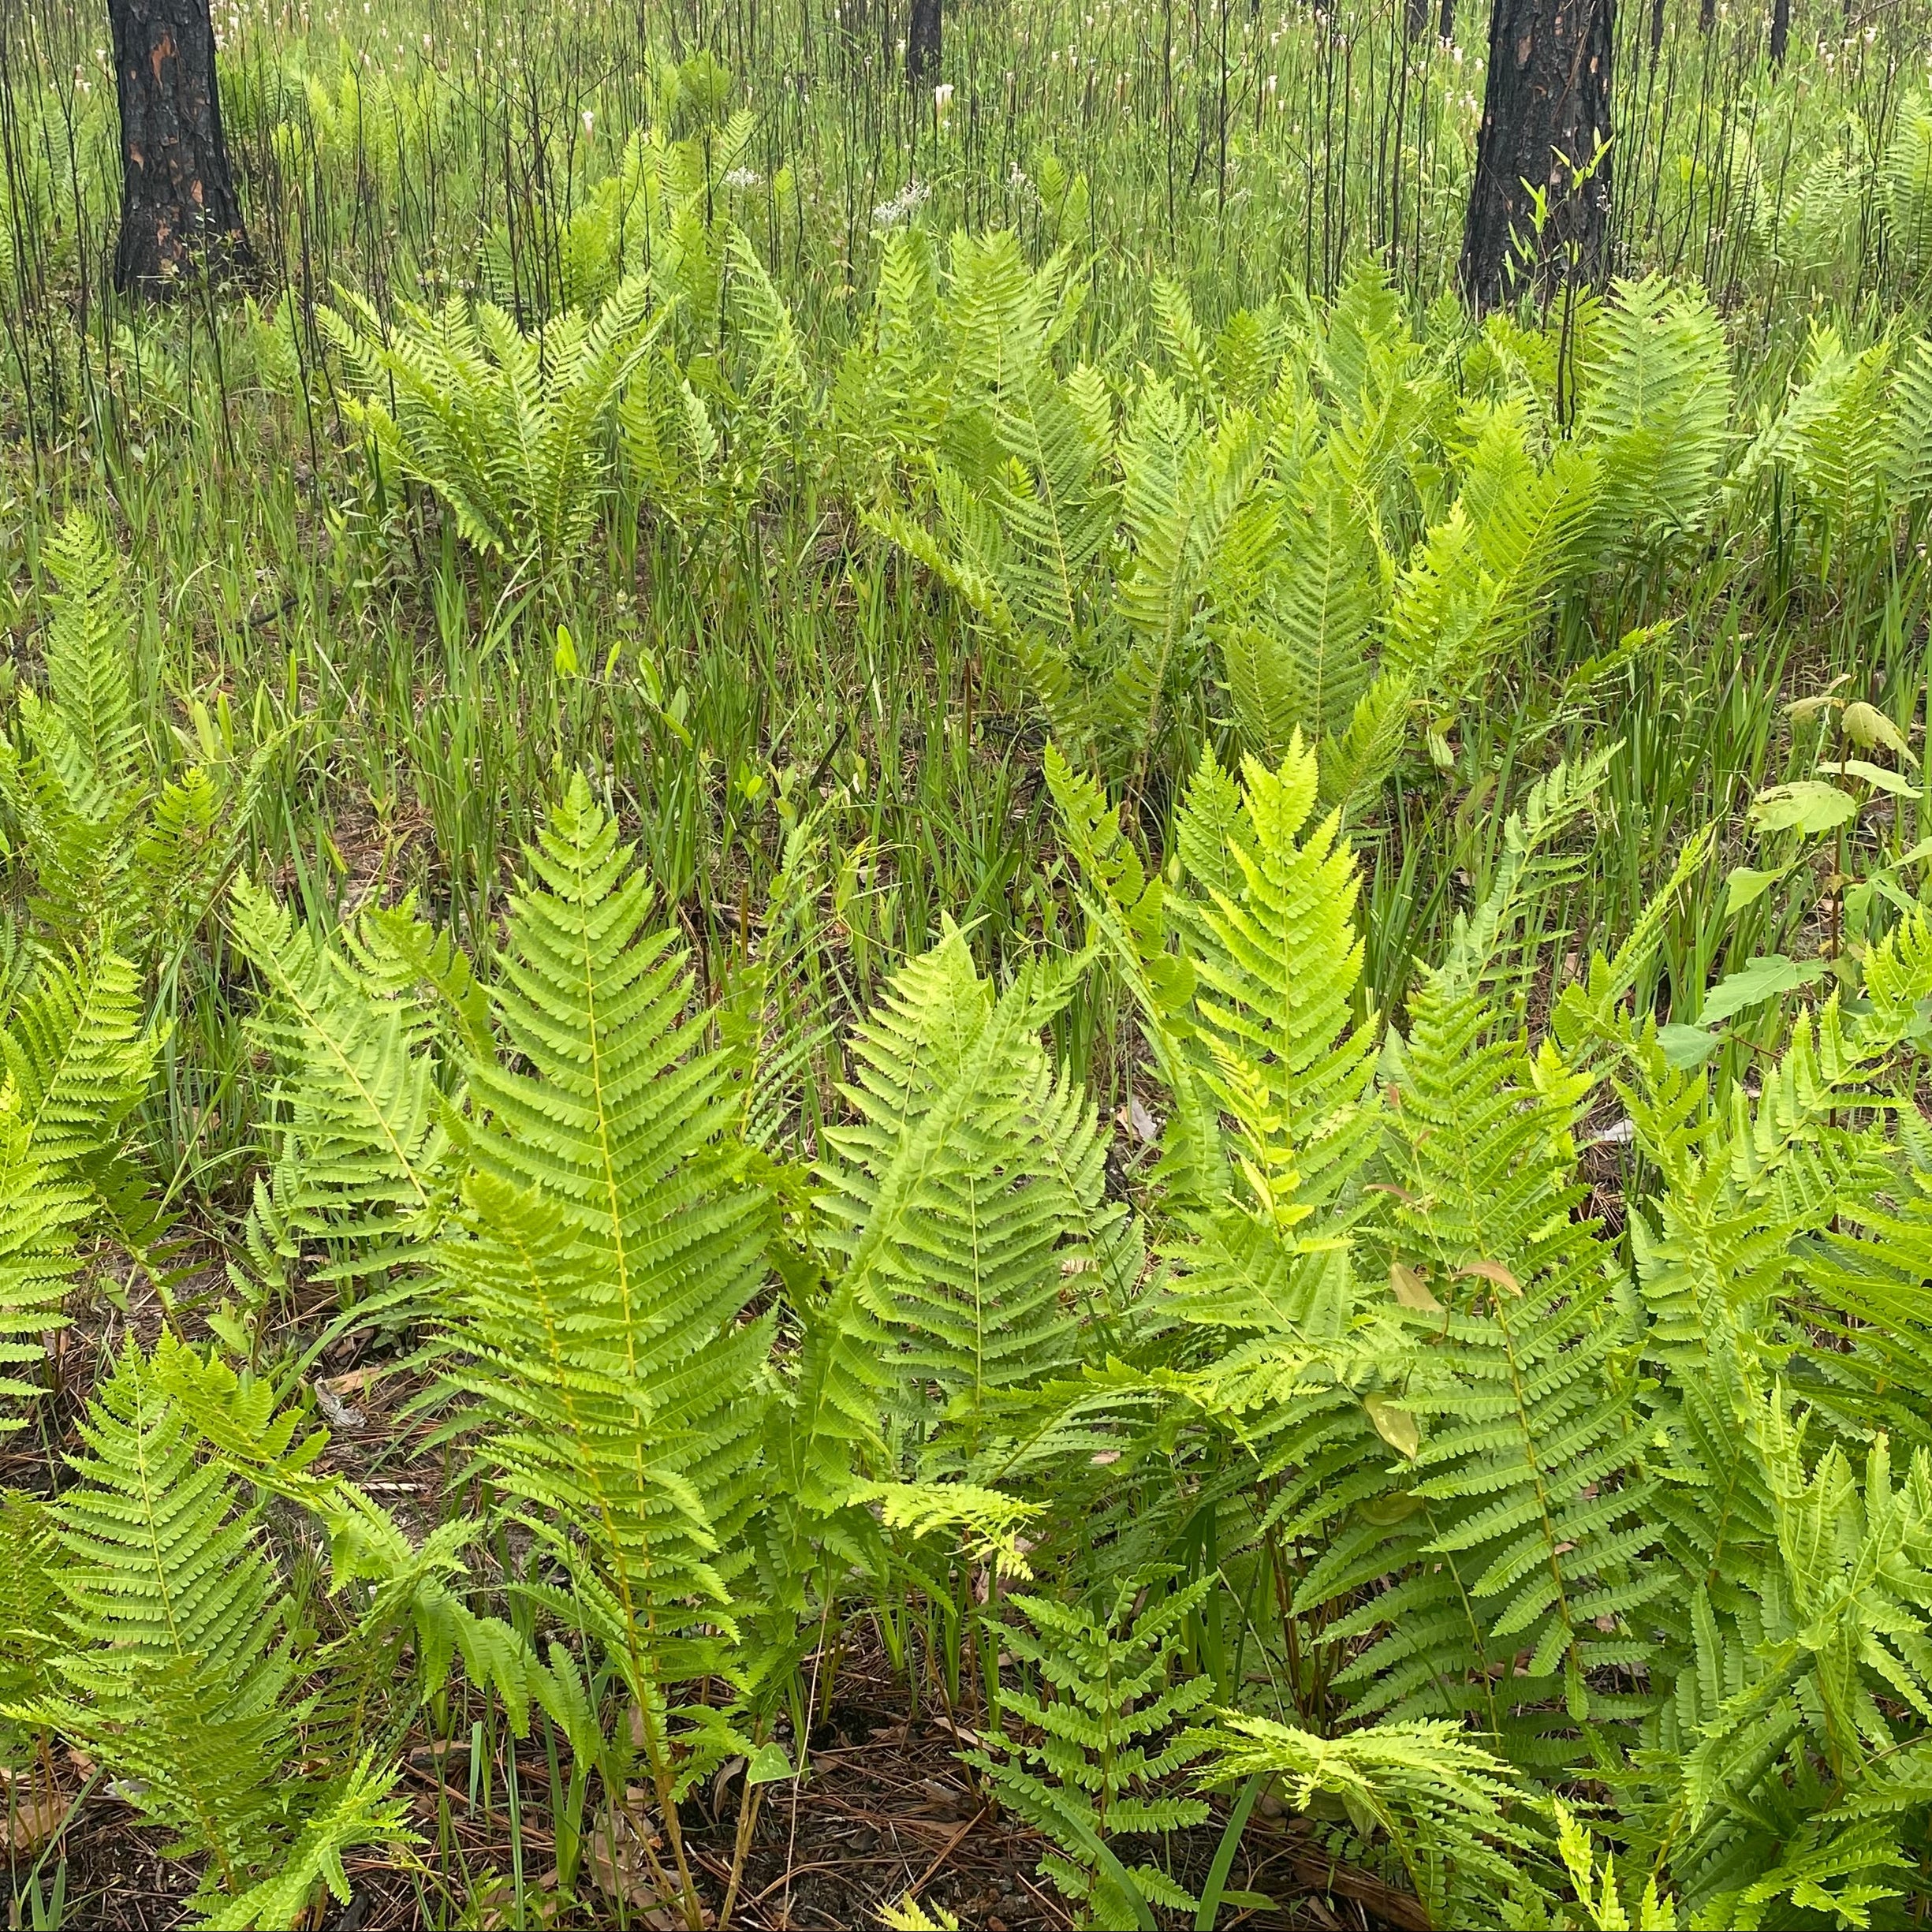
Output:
871,177,931,229
725,166,762,190
934,80,954,121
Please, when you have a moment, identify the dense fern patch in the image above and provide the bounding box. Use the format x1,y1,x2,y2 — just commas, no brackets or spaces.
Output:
7,3,1932,1924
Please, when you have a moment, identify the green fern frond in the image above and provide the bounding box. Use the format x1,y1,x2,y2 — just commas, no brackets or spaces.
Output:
231,878,450,1286
1207,1714,1546,1922
193,1755,413,1932
0,513,145,940
0,1112,86,1428
817,927,1114,1457
1224,453,1376,762
1579,275,1731,553
323,278,666,578
38,1337,297,1889
38,512,140,800
1885,334,1932,513
968,1573,1214,1922
435,775,774,1770
0,1490,61,1710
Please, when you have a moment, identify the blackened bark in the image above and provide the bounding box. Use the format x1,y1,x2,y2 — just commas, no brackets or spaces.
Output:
1438,0,1456,35
109,0,253,293
1458,0,1614,309
1699,0,1714,29
906,0,941,80
1769,0,1789,62
1649,0,1666,58
1407,0,1433,40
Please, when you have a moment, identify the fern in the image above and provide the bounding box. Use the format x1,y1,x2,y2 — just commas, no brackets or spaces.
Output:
1349,965,1659,1748
1221,452,1377,761
1386,398,1600,706
1882,95,1932,289
1579,275,1732,553
0,1491,60,1719
1737,325,1893,572
1206,1714,1545,1922
0,1112,87,1430
31,1337,409,1915
817,926,1119,1464
0,948,159,1423
0,513,141,942
323,276,666,580
0,512,275,960
967,1573,1215,1925
231,878,453,1292
432,774,774,1916
1885,334,1932,515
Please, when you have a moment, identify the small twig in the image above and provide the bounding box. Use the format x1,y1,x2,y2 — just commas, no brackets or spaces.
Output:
898,1802,988,1907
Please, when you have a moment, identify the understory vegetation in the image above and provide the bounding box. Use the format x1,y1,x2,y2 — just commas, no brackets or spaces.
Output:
7,0,1932,1925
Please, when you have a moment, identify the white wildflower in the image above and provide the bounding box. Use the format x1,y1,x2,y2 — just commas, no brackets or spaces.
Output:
871,178,931,229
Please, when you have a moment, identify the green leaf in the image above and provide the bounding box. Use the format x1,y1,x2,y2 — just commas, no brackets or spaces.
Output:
1750,781,1858,835
1658,1023,1723,1069
1726,864,1791,914
1817,759,1922,799
1697,954,1826,1028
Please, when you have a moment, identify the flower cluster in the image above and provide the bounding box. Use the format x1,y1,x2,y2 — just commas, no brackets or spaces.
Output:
871,177,931,229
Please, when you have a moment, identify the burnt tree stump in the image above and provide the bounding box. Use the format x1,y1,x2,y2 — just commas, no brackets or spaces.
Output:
1458,0,1614,308
907,0,942,82
110,0,254,294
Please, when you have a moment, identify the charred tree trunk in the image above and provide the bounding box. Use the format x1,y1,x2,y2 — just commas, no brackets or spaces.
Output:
1649,0,1666,58
1699,0,1715,29
1769,0,1789,63
1408,0,1434,40
907,0,942,81
1458,0,1614,308
109,0,252,294
1438,0,1456,35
